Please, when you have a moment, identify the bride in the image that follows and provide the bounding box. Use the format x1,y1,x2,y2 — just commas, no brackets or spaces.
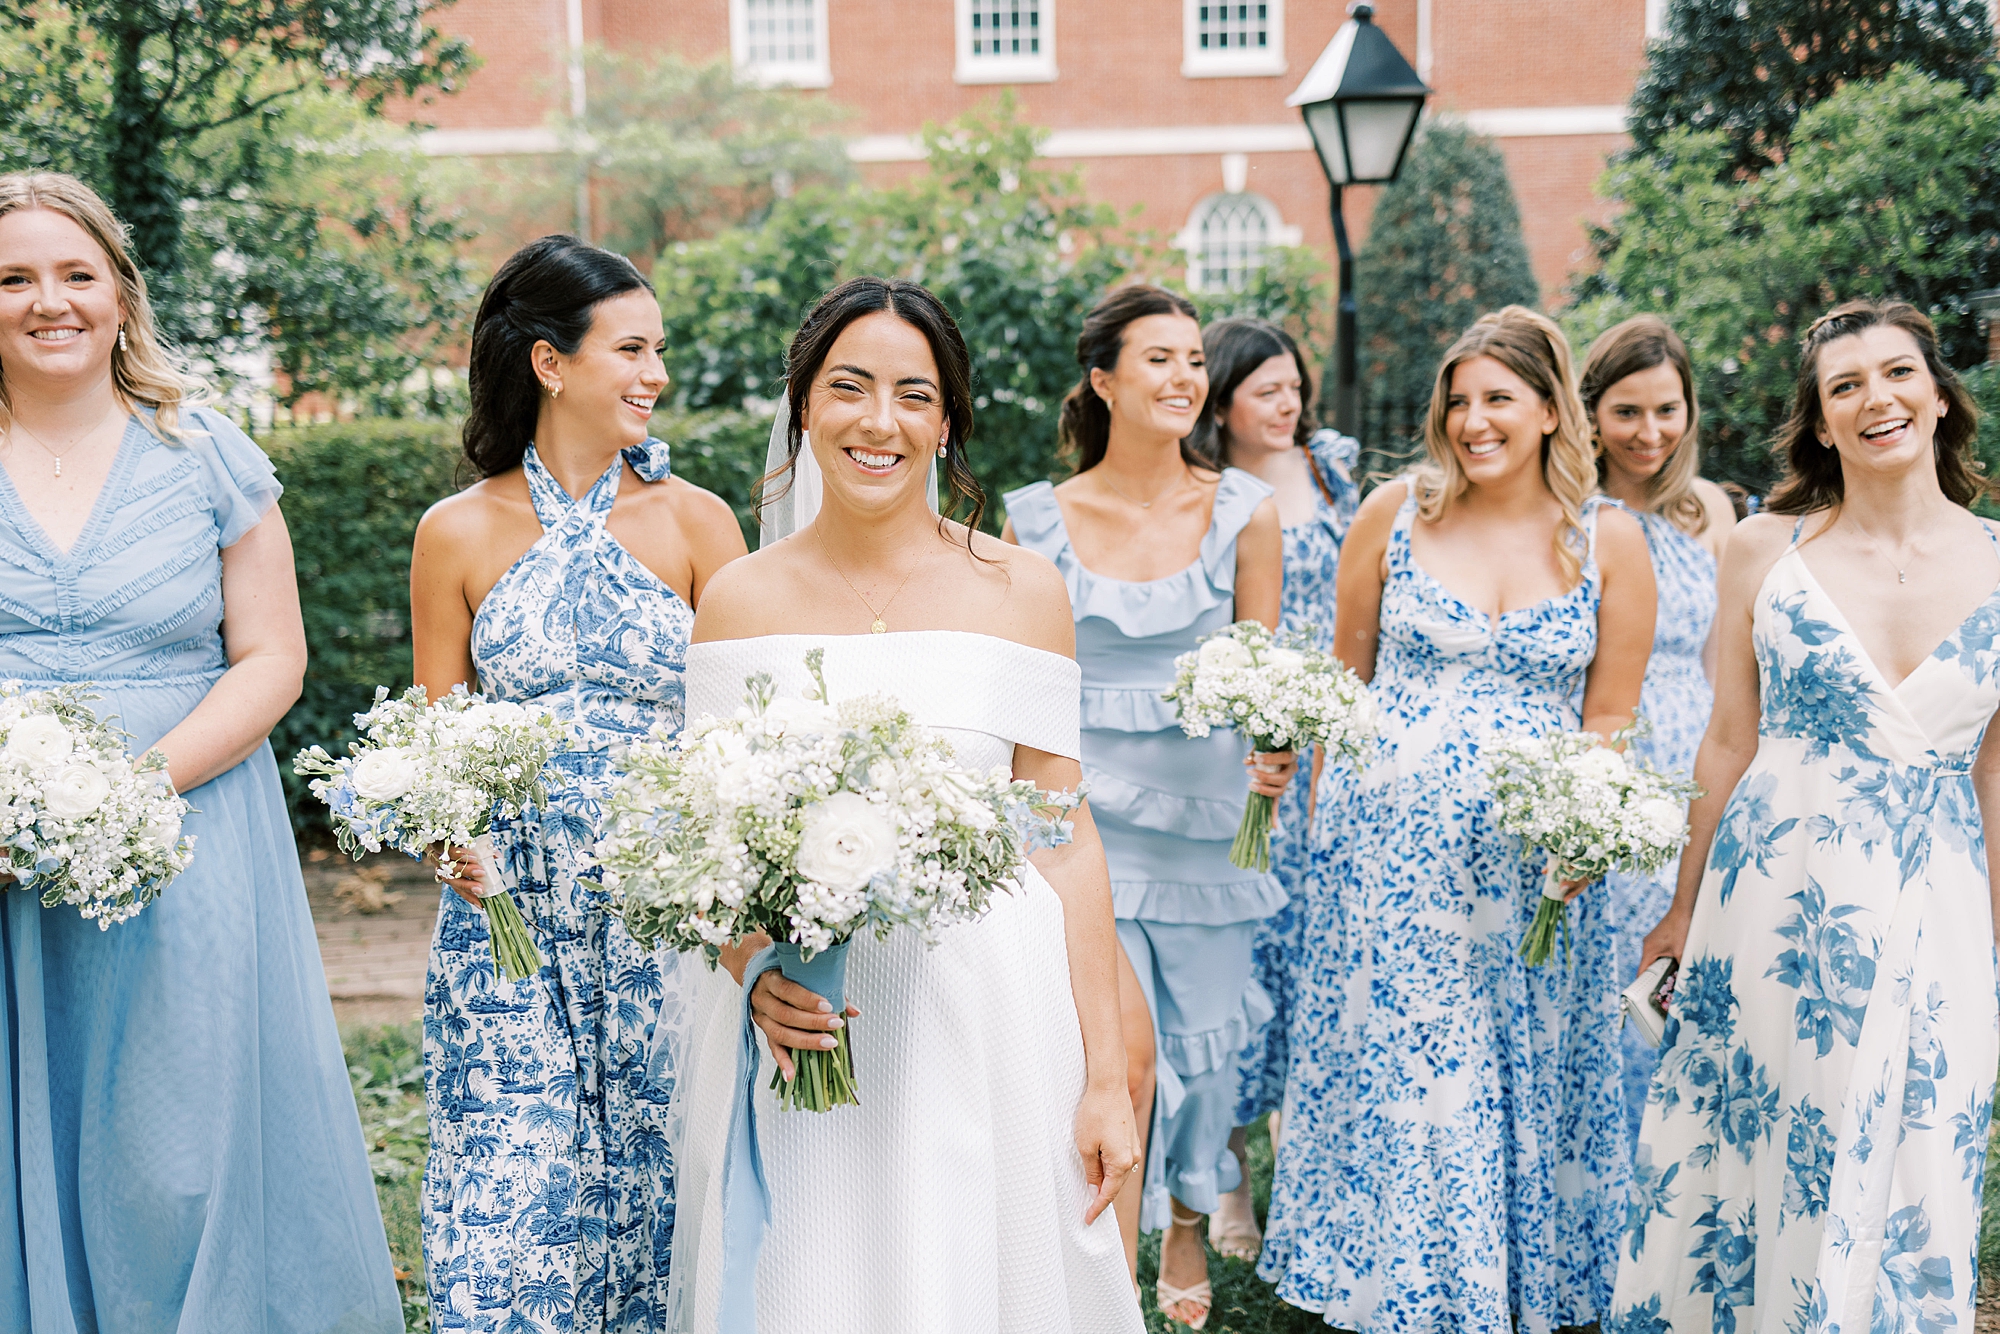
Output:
662,276,1145,1332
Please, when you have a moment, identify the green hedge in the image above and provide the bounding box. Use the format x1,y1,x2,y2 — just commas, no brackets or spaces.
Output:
1969,364,2000,521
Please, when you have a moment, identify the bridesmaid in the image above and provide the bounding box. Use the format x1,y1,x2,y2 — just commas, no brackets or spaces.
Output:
1004,286,1295,1331
1608,301,1999,1334
409,235,745,1330
1579,316,1735,1148
1189,318,1360,1261
0,172,400,1329
1260,307,1656,1332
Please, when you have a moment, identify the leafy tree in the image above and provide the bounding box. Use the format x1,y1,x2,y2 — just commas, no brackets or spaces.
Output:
1629,0,1994,175
1350,122,1538,484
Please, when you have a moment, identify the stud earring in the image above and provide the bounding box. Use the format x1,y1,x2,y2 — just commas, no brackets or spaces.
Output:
117,327,128,352
939,445,948,458
547,382,561,399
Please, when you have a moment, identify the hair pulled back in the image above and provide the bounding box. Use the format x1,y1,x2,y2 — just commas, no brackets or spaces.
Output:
462,234,651,478
1579,314,1707,535
1058,284,1209,474
1192,317,1315,463
1765,298,1988,515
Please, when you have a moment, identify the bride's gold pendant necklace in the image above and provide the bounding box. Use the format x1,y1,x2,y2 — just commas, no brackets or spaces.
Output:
816,525,927,634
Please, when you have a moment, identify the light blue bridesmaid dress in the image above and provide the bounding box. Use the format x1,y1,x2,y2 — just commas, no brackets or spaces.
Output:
1607,507,1716,1148
1236,428,1359,1126
1261,489,1629,1332
0,409,401,1333
421,441,692,1334
1005,470,1286,1231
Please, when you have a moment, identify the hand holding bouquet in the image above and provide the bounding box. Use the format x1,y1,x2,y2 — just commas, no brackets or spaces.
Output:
295,685,572,982
597,649,1080,1112
1484,720,1701,966
0,682,195,926
1163,620,1380,871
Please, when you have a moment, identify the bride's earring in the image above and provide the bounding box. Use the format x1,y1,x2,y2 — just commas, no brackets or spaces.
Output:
939,429,948,458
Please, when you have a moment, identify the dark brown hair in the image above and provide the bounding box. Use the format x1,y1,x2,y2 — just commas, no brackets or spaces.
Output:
1192,317,1315,462
1766,298,1988,515
1057,284,1210,474
1580,314,1707,535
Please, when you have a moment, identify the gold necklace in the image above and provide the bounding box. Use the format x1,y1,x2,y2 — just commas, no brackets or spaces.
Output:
9,403,117,477
1848,518,1925,585
815,525,928,634
1097,465,1189,510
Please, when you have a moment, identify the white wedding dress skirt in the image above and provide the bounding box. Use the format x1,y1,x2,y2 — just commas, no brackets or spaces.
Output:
664,631,1143,1333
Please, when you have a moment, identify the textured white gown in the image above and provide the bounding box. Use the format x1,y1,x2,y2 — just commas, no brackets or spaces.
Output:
663,631,1143,1333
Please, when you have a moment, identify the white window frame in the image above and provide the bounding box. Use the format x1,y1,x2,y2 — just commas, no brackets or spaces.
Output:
1182,0,1286,79
1175,190,1300,293
730,0,831,89
955,0,1057,84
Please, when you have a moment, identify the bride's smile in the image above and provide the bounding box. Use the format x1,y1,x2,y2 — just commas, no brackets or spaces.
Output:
802,310,949,510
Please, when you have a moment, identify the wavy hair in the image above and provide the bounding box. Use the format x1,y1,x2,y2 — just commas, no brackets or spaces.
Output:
0,171,206,439
1057,284,1210,474
1581,314,1707,536
1413,305,1597,588
1191,317,1315,462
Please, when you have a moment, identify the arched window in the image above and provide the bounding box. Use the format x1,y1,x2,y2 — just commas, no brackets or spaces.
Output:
1183,192,1288,292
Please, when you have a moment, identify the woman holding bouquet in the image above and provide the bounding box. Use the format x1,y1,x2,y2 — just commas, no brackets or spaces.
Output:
0,172,400,1330
1579,316,1735,1147
1004,286,1295,1329
1608,301,2000,1334
1260,307,1656,1332
410,234,746,1329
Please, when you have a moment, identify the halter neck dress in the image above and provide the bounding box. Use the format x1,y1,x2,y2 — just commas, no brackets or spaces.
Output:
1005,469,1286,1231
421,440,694,1333
1609,519,2000,1334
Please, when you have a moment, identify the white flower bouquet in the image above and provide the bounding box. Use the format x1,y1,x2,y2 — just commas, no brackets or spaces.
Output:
597,649,1081,1112
294,685,572,982
0,682,195,926
1163,619,1380,871
1484,720,1702,966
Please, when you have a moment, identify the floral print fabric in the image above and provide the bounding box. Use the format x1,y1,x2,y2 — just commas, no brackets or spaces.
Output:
422,442,694,1333
1608,528,2000,1334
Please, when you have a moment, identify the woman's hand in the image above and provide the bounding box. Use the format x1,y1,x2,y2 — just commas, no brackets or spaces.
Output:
1557,874,1596,903
1246,749,1299,798
430,844,485,909
749,970,860,1082
1640,903,1691,977
1074,1081,1141,1225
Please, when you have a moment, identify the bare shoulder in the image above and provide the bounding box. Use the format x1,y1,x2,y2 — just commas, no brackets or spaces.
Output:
689,539,814,643
960,526,1075,657
1593,502,1652,574
415,471,524,547
1716,510,1799,599
657,475,748,551
1348,479,1407,539
1692,477,1737,527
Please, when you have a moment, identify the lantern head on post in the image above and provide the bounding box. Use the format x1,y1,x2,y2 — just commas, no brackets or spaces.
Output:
1287,2,1431,188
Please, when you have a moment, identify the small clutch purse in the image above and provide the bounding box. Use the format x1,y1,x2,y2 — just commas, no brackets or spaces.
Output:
1620,957,1678,1048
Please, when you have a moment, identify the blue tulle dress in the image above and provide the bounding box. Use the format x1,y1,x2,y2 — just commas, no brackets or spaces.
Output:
421,441,692,1334
0,409,401,1333
1005,471,1286,1231
1235,429,1360,1126
1607,508,1716,1149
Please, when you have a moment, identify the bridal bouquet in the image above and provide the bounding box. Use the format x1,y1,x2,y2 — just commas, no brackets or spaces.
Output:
1484,720,1701,965
1163,620,1379,871
598,648,1081,1112
294,685,572,982
0,682,195,926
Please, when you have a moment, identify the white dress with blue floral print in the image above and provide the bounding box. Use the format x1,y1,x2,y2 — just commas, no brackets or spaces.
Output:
1608,523,2000,1334
1260,488,1630,1332
422,441,694,1333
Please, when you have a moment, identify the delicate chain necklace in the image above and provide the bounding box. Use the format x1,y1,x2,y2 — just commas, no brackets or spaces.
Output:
7,404,118,478
1848,518,1926,585
815,524,928,634
1097,464,1189,510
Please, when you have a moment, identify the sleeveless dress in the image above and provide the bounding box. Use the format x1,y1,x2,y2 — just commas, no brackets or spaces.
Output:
1607,522,2000,1334
1261,489,1631,1332
421,441,694,1333
0,409,400,1333
1609,508,1717,1148
1005,471,1287,1230
1238,428,1361,1125
663,631,1143,1333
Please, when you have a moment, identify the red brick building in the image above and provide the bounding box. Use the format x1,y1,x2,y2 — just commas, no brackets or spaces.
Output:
414,0,1660,301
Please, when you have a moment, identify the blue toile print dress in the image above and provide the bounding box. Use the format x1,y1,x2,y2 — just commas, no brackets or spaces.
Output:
1261,488,1630,1331
1237,429,1360,1125
1608,521,2000,1334
422,440,693,1333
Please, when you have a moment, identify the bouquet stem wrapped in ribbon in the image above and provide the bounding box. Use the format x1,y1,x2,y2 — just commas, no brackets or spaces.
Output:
1162,621,1380,871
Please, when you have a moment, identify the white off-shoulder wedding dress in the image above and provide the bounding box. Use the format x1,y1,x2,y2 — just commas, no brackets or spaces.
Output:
663,630,1143,1333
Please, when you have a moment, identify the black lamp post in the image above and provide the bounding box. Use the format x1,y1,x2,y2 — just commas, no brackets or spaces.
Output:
1288,3,1429,436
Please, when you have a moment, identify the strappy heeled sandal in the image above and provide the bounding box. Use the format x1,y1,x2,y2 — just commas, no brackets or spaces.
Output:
1207,1196,1263,1262
1157,1204,1215,1330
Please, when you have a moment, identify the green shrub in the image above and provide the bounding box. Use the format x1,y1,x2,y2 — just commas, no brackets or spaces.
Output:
651,405,771,547
1970,363,2000,521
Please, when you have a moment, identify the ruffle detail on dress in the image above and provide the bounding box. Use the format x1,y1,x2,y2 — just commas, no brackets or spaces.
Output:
1110,873,1288,925
1085,765,1247,842
622,436,673,482
172,406,284,547
1159,976,1275,1080
1079,685,1180,734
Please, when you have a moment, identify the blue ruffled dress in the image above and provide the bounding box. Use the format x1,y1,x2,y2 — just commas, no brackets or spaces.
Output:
0,409,401,1333
1005,470,1285,1230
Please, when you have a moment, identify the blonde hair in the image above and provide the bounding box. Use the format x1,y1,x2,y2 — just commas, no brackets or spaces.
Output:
0,171,207,439
1411,305,1597,589
1580,314,1707,536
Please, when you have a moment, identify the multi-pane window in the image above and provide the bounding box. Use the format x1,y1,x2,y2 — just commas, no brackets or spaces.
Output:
1182,0,1285,77
731,0,830,87
970,0,1042,56
1191,194,1277,293
1195,3,1269,53
956,0,1056,82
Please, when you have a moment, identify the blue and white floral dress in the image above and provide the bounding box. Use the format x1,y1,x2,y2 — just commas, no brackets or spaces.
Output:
1608,521,2000,1334
1261,488,1630,1331
1236,429,1360,1125
422,441,693,1333
1610,508,1718,1147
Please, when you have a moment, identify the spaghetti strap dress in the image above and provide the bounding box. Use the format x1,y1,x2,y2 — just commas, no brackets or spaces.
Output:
1005,470,1286,1231
421,440,693,1333
0,408,400,1333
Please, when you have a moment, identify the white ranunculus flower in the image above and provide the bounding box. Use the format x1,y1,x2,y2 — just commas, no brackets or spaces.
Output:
142,813,184,851
1198,636,1254,673
762,697,841,738
1264,647,1307,675
463,700,530,729
44,763,112,819
1636,797,1687,843
795,791,897,892
1574,748,1629,784
351,747,422,803
5,714,75,768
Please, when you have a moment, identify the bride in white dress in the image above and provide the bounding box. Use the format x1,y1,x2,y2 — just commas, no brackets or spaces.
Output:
663,277,1145,1333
